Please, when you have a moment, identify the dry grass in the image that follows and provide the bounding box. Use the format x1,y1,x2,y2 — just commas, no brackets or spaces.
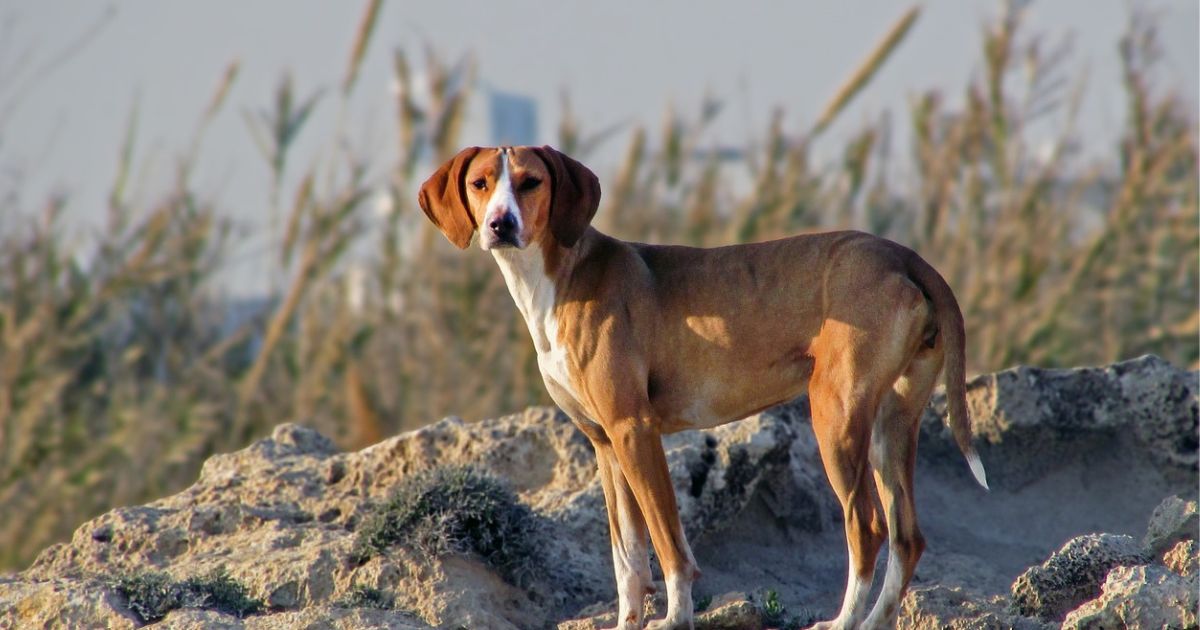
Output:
0,3,1195,570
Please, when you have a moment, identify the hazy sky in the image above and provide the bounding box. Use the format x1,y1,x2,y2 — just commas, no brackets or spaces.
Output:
2,1,1196,295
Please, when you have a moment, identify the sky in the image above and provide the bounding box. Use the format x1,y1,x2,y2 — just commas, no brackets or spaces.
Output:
1,1,1197,295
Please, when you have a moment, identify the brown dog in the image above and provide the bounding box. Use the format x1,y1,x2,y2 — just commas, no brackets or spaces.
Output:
418,146,987,630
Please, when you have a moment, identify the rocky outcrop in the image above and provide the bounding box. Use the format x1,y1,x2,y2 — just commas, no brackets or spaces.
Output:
1163,539,1198,578
0,577,139,629
1061,564,1198,630
1010,493,1200,628
1010,534,1149,621
920,354,1198,488
1144,495,1199,556
1,356,1196,628
3,405,824,629
898,586,1052,630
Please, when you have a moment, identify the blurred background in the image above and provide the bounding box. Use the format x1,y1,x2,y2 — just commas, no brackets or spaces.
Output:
0,0,1196,570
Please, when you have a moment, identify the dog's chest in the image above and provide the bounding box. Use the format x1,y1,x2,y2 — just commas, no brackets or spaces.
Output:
493,250,584,412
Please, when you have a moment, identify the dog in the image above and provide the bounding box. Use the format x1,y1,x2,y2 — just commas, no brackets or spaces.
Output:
418,146,988,630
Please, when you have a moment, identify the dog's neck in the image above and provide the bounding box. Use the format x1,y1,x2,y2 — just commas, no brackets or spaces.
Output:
489,228,596,354
491,244,562,356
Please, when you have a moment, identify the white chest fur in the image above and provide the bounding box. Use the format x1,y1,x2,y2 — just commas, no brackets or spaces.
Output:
492,248,582,413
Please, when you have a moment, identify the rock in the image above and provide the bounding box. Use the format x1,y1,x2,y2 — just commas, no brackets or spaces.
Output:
155,606,431,629
1010,533,1149,621
1,358,1197,629
663,400,835,541
1144,494,1199,555
1,403,830,629
1163,539,1198,578
0,577,139,629
695,596,762,630
1061,564,1198,630
157,608,248,629
899,586,1053,630
920,355,1199,488
9,414,572,629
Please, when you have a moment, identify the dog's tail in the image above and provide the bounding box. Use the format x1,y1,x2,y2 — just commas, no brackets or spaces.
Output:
906,253,989,491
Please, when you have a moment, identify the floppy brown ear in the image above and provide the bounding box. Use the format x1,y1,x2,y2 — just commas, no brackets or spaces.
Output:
418,147,483,249
531,145,601,248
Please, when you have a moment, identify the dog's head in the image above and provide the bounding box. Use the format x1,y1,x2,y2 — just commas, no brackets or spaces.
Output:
417,146,600,251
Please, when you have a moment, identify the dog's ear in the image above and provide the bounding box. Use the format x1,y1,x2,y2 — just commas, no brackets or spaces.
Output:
532,145,601,248
418,146,483,249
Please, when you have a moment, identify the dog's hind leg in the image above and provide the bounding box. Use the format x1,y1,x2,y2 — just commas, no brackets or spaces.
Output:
806,356,889,630
861,347,941,629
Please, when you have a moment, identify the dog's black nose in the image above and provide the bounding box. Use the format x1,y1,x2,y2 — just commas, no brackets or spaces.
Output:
489,212,517,236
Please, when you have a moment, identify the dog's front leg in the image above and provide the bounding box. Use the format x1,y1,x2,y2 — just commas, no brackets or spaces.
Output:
606,417,700,630
591,439,655,629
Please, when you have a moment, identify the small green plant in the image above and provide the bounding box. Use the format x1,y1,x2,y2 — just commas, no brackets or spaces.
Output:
182,568,264,619
751,587,814,630
334,584,394,610
694,594,712,613
111,567,263,623
760,588,786,627
111,571,178,624
351,465,542,586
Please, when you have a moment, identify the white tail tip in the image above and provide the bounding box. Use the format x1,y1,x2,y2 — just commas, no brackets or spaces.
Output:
966,450,989,490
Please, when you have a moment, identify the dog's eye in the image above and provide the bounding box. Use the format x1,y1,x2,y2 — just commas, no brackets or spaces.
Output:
471,178,487,191
518,177,541,192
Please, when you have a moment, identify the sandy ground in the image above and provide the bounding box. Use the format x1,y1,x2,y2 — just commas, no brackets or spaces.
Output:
691,429,1197,622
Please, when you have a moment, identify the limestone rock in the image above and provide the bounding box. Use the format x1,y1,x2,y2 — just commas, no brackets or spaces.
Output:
0,577,138,630
155,606,430,629
921,355,1199,488
2,403,830,629
1,358,1196,629
1061,564,1198,630
1010,533,1149,621
10,418,563,629
694,597,762,630
664,400,835,541
899,586,1053,630
1163,539,1199,578
1144,494,1199,555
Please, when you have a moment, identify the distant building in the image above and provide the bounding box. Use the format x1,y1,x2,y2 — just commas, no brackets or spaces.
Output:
487,88,538,147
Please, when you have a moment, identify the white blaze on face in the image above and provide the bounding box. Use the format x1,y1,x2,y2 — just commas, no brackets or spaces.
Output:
481,147,523,249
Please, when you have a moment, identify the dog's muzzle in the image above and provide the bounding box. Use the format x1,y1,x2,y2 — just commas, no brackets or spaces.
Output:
486,212,520,248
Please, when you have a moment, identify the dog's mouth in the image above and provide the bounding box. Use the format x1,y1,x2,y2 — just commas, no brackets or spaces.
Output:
480,232,523,250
